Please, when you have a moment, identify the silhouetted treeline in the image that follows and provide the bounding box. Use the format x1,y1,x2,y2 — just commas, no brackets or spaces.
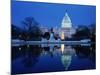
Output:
12,17,43,41
72,24,96,42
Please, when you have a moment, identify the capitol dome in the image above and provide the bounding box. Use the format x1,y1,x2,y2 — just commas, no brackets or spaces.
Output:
61,11,72,28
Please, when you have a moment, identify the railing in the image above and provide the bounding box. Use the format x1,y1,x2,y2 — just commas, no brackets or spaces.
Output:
12,40,91,45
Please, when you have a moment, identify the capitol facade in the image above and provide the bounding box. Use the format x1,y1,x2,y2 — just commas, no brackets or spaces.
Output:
40,11,76,40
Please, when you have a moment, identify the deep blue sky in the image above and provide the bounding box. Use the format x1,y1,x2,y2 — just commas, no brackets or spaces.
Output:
11,1,96,28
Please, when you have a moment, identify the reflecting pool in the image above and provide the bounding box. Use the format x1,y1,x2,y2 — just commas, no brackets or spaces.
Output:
11,43,95,74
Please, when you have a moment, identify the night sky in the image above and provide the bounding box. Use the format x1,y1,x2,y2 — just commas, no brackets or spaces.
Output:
11,1,96,28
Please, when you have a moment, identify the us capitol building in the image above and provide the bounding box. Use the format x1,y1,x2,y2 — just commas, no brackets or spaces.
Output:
40,11,76,40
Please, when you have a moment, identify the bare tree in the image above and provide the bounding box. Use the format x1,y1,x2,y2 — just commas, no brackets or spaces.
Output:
22,17,38,31
22,17,42,41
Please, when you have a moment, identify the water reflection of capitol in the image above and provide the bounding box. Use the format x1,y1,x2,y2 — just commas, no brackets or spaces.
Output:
60,45,75,70
41,44,76,70
40,11,76,39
